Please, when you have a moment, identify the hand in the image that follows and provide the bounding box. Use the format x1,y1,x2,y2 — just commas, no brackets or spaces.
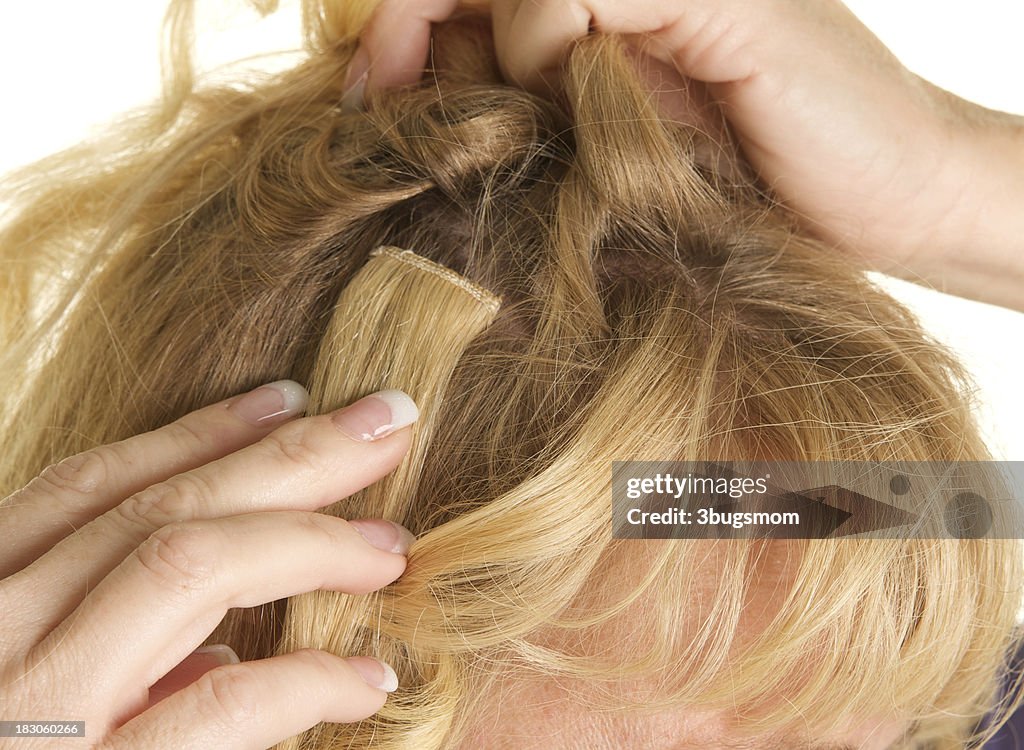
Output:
0,380,420,749
345,0,1024,311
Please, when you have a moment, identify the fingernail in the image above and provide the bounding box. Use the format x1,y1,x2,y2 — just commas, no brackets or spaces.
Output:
228,380,309,427
341,46,370,112
347,655,399,693
348,518,417,555
331,389,419,441
194,644,241,666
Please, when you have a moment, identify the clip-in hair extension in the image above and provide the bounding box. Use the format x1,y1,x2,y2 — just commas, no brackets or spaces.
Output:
274,247,501,680
305,244,501,517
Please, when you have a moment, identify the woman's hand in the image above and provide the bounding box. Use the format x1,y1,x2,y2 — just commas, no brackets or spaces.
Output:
346,0,1024,311
0,380,420,749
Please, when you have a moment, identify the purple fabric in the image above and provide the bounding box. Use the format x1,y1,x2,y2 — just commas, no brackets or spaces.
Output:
986,720,1024,749
983,638,1024,749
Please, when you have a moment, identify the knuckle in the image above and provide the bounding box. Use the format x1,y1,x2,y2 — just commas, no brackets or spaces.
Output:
32,447,115,501
134,522,219,595
115,480,196,531
197,665,262,725
259,425,326,475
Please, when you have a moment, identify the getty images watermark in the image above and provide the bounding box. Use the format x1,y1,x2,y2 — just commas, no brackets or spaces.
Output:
611,461,1024,539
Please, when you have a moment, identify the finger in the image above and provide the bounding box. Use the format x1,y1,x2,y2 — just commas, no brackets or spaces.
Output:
494,0,692,95
493,0,592,94
146,645,240,709
28,509,414,714
104,649,397,750
2,389,418,643
353,0,461,95
492,0,587,95
0,380,309,579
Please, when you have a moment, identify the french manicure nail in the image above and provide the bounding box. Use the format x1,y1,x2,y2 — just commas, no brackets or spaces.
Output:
347,655,399,692
228,380,309,427
348,518,417,555
194,644,241,666
331,389,419,441
341,46,370,112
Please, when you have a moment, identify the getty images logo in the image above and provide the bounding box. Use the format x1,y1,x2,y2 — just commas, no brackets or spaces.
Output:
611,460,1021,540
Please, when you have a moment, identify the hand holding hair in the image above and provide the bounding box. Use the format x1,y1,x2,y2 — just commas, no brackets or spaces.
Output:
347,0,1024,311
0,382,419,749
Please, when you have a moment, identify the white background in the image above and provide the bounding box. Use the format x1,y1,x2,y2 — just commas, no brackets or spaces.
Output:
1,1,1021,458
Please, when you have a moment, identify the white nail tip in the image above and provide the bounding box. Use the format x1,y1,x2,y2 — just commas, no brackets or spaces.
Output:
264,379,309,414
372,389,419,430
194,644,241,665
376,660,399,692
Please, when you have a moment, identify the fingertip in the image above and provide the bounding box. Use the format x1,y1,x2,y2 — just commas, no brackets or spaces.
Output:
348,518,417,555
194,643,241,665
225,380,309,428
346,655,400,693
330,389,419,443
342,46,370,112
356,3,440,94
494,1,590,100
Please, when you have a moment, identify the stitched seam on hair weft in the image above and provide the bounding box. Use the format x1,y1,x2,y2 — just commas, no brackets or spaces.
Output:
369,245,501,314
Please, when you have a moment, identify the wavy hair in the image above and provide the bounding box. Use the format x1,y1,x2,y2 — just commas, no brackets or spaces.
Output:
1,1,1022,748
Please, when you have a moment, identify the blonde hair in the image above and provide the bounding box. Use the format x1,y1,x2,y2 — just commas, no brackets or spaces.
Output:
1,2,1022,747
